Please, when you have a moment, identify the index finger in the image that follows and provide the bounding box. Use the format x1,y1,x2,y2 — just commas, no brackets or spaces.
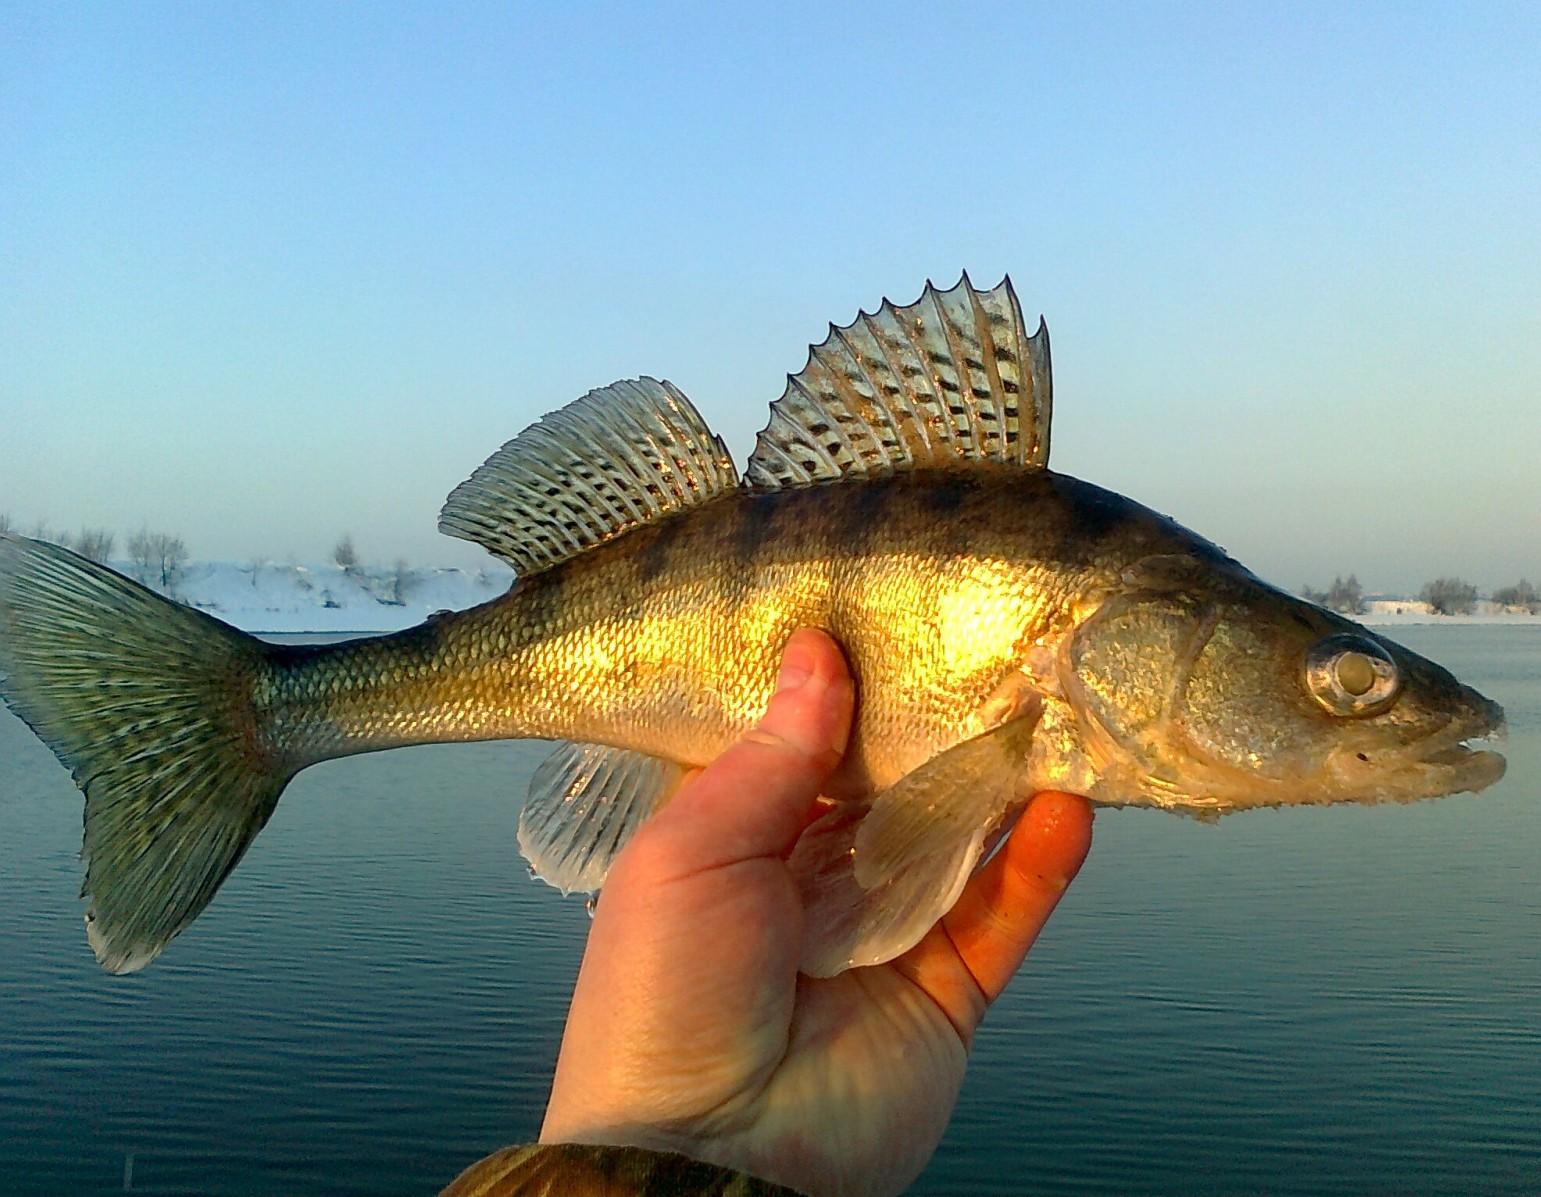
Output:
892,792,1093,1043
945,792,1094,1003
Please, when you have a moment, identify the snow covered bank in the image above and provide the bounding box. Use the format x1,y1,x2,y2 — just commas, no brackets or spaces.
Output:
136,560,514,634
1358,599,1541,627
115,561,1540,635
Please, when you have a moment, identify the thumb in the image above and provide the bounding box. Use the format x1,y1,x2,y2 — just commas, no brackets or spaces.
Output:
629,627,854,878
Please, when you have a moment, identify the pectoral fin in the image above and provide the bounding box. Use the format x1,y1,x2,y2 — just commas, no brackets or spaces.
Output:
789,803,972,976
790,710,1041,976
852,706,1041,888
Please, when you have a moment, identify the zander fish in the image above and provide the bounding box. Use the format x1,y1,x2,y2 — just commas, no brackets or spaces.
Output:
0,276,1507,976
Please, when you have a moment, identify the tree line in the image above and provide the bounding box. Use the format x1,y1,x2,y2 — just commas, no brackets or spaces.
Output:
0,514,190,592
0,515,420,610
1301,573,1539,616
0,519,399,578
333,533,412,604
3,511,1532,616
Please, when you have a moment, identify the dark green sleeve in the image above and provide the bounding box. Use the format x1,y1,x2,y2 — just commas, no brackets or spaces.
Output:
439,1142,810,1197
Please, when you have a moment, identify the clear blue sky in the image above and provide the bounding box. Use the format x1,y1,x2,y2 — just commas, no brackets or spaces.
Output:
3,2,1537,593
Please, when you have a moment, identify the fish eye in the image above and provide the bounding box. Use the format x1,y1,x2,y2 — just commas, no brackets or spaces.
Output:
1304,634,1400,717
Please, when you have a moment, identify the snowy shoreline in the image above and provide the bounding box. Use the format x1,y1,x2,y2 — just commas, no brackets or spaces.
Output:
138,560,514,635
1358,611,1541,627
1357,599,1540,628
122,560,1541,635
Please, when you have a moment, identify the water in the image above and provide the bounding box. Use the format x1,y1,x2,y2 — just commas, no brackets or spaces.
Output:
1,626,1537,1195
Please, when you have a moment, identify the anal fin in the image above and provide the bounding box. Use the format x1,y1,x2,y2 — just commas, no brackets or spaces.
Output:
517,742,686,895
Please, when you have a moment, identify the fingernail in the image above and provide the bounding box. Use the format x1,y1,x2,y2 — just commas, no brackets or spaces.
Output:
777,651,813,692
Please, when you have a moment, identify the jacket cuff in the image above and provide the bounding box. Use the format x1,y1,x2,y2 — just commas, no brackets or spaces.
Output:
440,1141,809,1197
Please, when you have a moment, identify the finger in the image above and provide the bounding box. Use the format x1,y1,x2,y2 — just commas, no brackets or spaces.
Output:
625,628,854,878
893,792,1092,1042
944,792,1093,1003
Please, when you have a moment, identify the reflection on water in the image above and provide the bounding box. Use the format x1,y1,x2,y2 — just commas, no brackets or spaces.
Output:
1,626,1537,1195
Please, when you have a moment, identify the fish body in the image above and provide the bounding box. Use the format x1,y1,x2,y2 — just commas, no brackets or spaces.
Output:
0,276,1507,976
265,469,1125,792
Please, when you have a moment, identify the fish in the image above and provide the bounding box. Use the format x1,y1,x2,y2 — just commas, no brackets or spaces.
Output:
0,275,1507,977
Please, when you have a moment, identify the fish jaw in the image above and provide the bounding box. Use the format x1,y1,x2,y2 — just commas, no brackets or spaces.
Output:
1070,704,1507,817
1318,699,1507,804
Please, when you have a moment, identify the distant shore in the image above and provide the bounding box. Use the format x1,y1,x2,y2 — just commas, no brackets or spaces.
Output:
114,560,1541,635
127,559,513,635
1358,600,1540,627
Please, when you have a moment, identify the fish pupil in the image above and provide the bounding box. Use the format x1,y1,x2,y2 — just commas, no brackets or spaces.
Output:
1336,652,1376,696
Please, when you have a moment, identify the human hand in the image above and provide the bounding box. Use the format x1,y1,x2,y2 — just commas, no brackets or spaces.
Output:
540,629,1094,1197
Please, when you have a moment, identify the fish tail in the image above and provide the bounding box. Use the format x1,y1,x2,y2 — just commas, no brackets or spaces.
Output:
0,534,289,973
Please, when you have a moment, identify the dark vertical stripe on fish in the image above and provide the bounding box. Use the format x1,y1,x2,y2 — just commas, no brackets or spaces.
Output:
635,516,687,585
731,492,779,567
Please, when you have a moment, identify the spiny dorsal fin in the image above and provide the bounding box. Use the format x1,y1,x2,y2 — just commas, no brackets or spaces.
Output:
518,741,686,895
439,378,739,574
744,273,1051,490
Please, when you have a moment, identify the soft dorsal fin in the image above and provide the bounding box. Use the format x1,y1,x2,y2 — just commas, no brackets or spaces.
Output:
439,378,739,574
744,274,1051,490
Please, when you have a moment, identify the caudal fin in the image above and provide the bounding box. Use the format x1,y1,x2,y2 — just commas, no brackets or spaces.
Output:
0,535,289,972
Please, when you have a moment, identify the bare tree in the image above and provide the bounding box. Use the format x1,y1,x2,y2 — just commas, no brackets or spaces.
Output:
1492,579,1538,614
387,557,412,605
1420,577,1477,616
0,512,12,534
153,534,187,592
28,519,73,550
248,556,268,588
74,528,116,563
126,527,186,591
334,533,359,572
1301,583,1329,607
1327,574,1366,615
128,528,155,583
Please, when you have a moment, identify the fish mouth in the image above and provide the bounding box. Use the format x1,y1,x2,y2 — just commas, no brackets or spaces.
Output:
1329,702,1507,800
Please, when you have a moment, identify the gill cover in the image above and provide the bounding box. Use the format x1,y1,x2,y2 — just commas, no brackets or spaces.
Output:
1063,589,1212,763
1063,583,1340,800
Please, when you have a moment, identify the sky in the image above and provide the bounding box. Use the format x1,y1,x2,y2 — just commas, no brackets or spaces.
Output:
2,2,1538,595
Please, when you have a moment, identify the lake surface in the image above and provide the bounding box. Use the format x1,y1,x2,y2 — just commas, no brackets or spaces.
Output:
1,626,1537,1195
